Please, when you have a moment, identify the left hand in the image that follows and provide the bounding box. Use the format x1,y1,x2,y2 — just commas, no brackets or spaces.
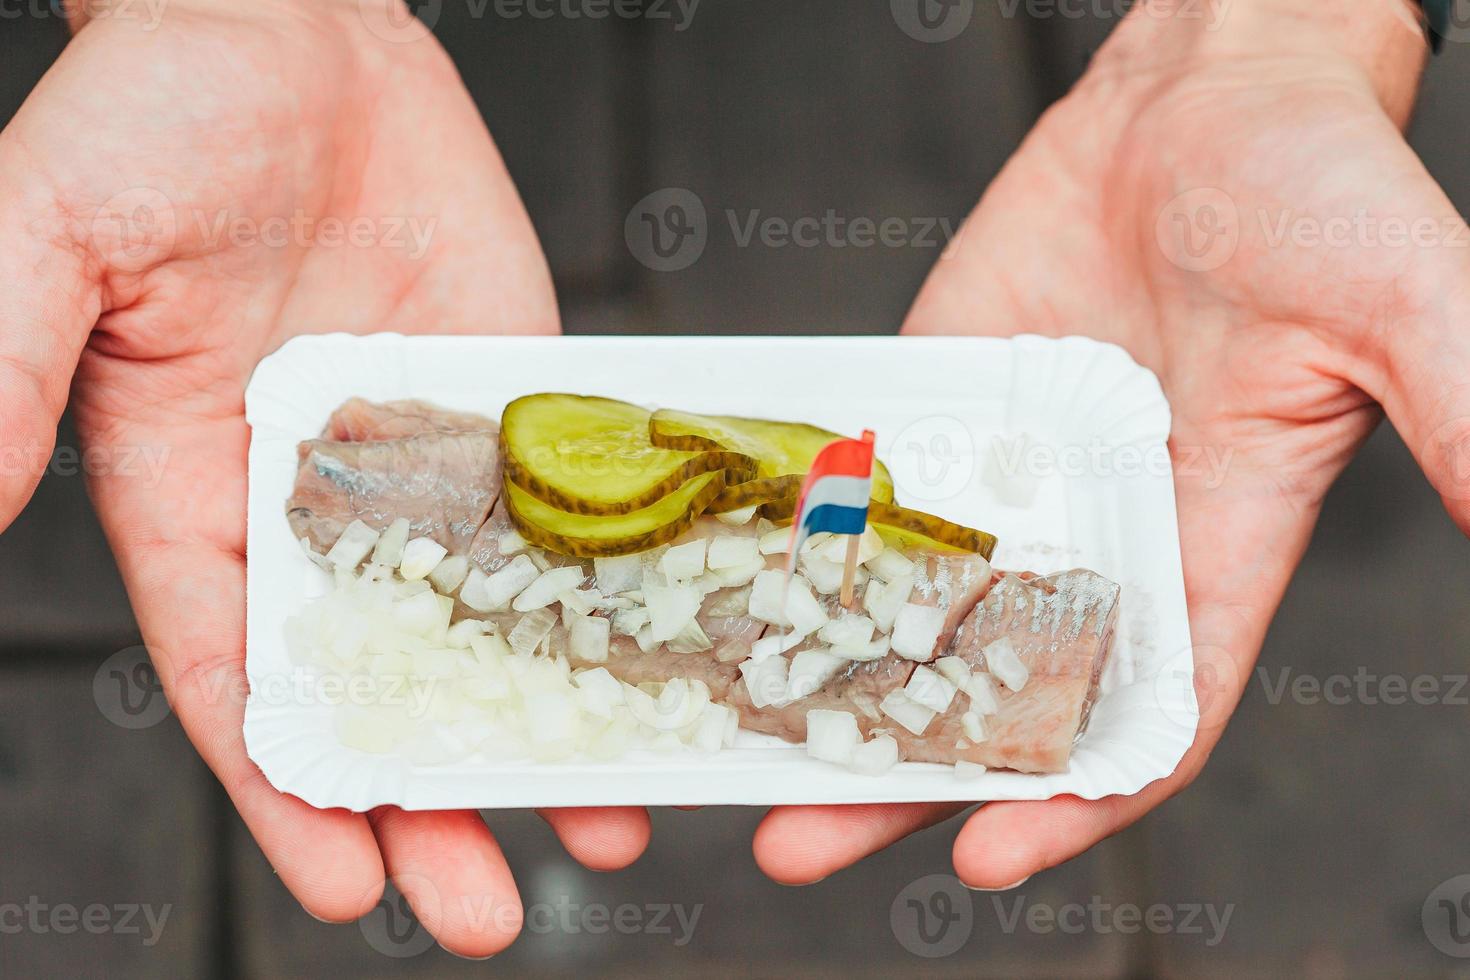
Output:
752,0,1470,887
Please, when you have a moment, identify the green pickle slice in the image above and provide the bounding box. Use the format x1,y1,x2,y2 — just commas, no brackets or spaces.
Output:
504,472,728,558
502,394,756,515
648,409,896,504
761,498,997,560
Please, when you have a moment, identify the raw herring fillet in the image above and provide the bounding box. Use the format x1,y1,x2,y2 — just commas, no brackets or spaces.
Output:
736,568,1118,773
286,402,502,554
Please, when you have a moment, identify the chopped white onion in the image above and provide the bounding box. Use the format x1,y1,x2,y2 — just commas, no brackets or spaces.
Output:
611,607,651,637
983,636,1030,692
707,535,760,570
815,526,884,566
643,583,704,642
749,630,802,662
689,702,738,751
427,555,470,594
819,614,876,648
568,614,611,663
933,656,971,691
965,670,1002,714
445,619,487,650
624,678,709,731
954,760,988,780
666,618,713,654
573,666,623,718
507,608,558,657
473,555,539,611
864,571,913,633
715,504,757,526
805,709,860,765
905,665,957,713
711,557,764,588
830,635,890,662
513,566,587,612
800,553,864,596
371,518,411,568
757,527,793,555
891,603,946,662
326,520,380,571
739,655,790,709
961,710,988,743
593,554,643,595
865,546,914,583
879,689,936,735
399,537,448,581
786,649,844,701
498,528,529,555
848,734,899,775
557,588,600,617
658,539,708,582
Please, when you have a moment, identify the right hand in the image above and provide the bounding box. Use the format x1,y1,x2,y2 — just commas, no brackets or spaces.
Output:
0,0,650,956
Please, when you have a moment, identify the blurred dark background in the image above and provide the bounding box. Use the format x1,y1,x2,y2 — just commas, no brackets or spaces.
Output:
4,3,1470,977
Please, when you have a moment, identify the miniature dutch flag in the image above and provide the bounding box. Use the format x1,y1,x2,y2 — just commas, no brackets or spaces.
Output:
786,430,875,605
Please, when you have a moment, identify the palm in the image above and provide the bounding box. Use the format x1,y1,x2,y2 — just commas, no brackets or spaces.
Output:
2,2,640,955
756,53,1468,885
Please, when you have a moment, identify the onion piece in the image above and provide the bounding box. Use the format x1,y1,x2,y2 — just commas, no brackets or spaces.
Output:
399,537,448,581
666,618,713,654
961,710,988,743
498,528,529,555
749,630,802,662
715,504,757,527
864,572,913,633
933,656,971,691
326,520,380,571
481,555,541,612
573,666,623,718
512,565,586,613
593,554,643,595
739,655,790,709
805,709,860,765
371,518,411,568
707,535,760,570
711,557,764,588
786,649,844,701
612,607,651,637
819,614,876,648
905,665,957,713
757,527,792,555
445,619,487,650
568,614,611,663
557,588,600,617
890,603,945,662
507,608,558,657
658,539,708,582
848,734,899,775
689,702,737,751
830,636,890,662
983,636,1030,692
427,555,470,594
800,553,863,596
815,525,884,566
624,678,708,731
644,583,704,642
865,546,914,583
966,670,1002,714
879,689,936,735
954,760,988,780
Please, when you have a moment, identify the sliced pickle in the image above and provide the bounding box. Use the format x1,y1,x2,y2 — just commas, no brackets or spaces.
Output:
648,409,896,504
504,472,728,558
502,394,756,516
761,499,996,560
707,475,803,514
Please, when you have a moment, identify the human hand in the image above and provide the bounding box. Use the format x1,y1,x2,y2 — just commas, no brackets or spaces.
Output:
754,0,1469,887
0,0,648,955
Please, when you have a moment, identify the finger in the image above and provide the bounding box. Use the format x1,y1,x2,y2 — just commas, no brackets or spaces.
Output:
536,807,651,872
85,419,386,921
0,138,100,528
1372,253,1470,536
369,807,523,958
753,803,967,885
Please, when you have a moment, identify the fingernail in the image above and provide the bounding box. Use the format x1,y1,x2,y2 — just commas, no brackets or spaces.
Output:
964,874,1030,892
440,942,497,961
301,904,336,924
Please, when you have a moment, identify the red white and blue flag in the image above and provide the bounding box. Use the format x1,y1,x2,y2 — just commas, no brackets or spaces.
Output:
785,429,876,573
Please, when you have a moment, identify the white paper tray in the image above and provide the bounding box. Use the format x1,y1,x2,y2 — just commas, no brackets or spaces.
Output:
244,334,1196,810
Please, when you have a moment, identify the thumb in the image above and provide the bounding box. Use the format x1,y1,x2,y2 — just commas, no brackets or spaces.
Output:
1375,252,1470,537
0,135,102,530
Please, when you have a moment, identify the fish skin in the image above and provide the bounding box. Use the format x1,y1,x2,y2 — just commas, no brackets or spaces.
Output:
286,400,503,554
